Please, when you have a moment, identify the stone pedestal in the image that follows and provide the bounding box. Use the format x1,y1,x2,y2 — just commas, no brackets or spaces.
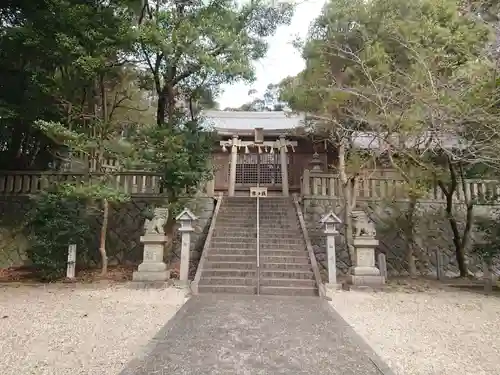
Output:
133,234,170,282
348,236,385,286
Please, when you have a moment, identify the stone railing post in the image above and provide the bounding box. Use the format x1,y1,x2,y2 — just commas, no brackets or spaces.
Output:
176,208,198,285
133,207,170,282
320,211,342,290
348,210,385,287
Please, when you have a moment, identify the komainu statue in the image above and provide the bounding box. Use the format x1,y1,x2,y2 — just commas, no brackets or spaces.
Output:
144,207,169,235
351,210,376,238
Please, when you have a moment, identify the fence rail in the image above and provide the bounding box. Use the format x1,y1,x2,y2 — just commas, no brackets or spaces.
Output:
0,171,163,196
301,169,500,204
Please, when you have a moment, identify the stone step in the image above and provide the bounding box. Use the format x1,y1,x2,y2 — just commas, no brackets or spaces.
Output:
260,269,314,279
258,230,303,235
209,248,256,256
211,232,299,238
259,213,296,216
207,254,256,263
210,236,256,242
205,261,256,269
211,231,257,237
261,262,312,271
210,241,256,249
260,286,318,297
198,285,256,294
259,238,304,245
214,224,299,231
261,255,310,264
260,249,309,256
215,220,258,225
210,244,305,252
211,236,257,242
260,245,306,251
202,269,257,277
216,216,297,222
260,278,316,287
199,277,255,286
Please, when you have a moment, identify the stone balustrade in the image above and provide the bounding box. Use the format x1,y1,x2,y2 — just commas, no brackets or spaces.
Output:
301,169,500,204
0,171,163,196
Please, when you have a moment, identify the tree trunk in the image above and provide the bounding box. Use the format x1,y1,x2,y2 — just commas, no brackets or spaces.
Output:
437,159,470,278
403,195,418,278
157,92,166,126
99,199,109,276
338,140,355,265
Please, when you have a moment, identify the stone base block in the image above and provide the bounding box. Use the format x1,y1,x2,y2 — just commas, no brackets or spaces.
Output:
348,275,385,287
132,270,170,282
173,279,190,289
325,283,342,291
137,262,167,272
351,266,381,276
129,281,172,289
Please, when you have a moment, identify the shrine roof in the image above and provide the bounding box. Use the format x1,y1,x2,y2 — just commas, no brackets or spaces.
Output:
203,110,304,135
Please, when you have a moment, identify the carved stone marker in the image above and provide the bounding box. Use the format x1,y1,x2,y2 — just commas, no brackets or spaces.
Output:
176,208,197,286
348,211,385,287
66,244,77,280
378,253,387,279
133,207,170,282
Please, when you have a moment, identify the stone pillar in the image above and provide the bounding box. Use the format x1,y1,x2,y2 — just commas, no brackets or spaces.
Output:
320,211,342,290
279,136,289,197
349,236,385,286
205,156,215,197
176,208,198,285
133,234,169,281
228,135,238,197
66,244,77,280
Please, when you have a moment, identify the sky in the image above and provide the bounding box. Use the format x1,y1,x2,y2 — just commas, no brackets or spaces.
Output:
216,0,326,109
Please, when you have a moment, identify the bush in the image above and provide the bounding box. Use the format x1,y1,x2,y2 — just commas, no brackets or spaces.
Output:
472,212,500,265
25,184,95,281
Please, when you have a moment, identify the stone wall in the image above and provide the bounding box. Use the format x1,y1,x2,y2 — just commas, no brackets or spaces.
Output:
302,197,497,279
0,195,215,270
0,196,157,267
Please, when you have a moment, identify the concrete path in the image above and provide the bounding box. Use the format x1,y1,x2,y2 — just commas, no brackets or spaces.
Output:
119,294,394,375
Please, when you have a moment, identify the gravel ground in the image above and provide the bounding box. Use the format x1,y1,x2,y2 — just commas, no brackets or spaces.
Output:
330,289,500,375
0,284,187,375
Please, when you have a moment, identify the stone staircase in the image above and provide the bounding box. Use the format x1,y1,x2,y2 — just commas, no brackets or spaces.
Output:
198,197,318,296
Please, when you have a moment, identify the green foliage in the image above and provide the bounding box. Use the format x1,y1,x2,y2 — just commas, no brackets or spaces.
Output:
133,113,214,214
25,184,96,280
0,0,149,170
137,0,294,124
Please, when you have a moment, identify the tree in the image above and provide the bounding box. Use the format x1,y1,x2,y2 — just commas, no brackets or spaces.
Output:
135,0,294,125
0,0,141,170
281,0,496,277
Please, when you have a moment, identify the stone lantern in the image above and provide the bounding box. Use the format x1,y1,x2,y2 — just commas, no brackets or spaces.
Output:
320,211,342,288
176,208,198,285
310,152,323,171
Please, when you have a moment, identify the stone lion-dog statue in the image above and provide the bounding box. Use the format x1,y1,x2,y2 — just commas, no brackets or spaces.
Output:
144,207,169,235
351,210,376,238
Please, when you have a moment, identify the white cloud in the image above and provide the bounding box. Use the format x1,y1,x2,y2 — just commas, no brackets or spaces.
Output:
217,0,326,109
